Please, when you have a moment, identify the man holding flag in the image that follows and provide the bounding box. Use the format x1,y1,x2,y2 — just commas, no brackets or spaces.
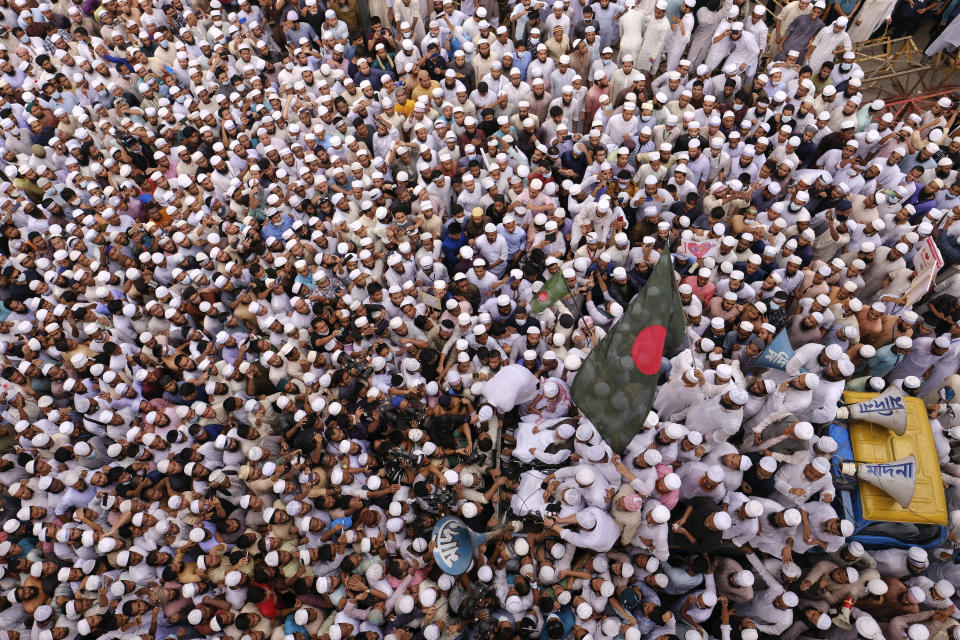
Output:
755,330,801,374
570,250,688,453
531,269,572,315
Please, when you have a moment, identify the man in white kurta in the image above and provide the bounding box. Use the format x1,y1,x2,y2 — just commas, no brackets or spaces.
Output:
632,501,672,560
605,102,641,147
513,419,575,464
888,335,947,381
654,368,707,421
774,457,835,506
806,18,852,74
609,58,644,103
552,507,620,552
745,373,818,433
797,360,851,425
725,22,762,82
736,585,798,636
745,5,769,54
618,0,646,63
663,0,696,72
703,9,738,73
481,363,541,412
594,0,627,50
636,1,672,73
685,389,747,444
850,0,897,42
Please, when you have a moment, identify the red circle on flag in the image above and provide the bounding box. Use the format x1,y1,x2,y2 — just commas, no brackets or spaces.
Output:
631,325,667,375
537,291,549,302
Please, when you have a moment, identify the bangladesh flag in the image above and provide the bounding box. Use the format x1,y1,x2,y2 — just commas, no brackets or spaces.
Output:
571,251,686,453
530,272,571,313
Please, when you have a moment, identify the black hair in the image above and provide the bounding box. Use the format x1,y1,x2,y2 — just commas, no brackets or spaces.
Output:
538,595,554,613
690,555,710,573
247,585,267,603
545,617,565,639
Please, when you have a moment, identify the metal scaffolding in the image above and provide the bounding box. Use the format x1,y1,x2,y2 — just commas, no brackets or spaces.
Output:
854,36,960,105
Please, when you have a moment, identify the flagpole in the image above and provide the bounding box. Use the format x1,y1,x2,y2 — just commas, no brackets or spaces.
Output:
567,291,593,348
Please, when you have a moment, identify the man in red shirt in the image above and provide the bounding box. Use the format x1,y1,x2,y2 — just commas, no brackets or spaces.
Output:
683,267,717,304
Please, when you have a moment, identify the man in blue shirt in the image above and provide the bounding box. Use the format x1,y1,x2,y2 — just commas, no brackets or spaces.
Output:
441,221,467,267
858,336,912,379
284,609,310,638
497,215,526,266
262,209,293,243
282,11,320,47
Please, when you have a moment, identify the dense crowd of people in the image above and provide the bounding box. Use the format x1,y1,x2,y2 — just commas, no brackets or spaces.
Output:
5,0,960,639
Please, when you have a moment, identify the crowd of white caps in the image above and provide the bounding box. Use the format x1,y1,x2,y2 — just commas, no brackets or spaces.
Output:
6,0,960,638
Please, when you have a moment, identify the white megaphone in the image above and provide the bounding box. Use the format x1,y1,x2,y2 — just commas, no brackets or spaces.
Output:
831,597,855,630
835,387,908,435
840,455,917,508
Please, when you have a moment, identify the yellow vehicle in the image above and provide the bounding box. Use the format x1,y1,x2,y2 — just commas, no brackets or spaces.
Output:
830,391,948,549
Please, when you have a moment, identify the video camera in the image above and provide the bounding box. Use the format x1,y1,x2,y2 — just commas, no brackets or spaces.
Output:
378,400,426,429
383,448,424,483
339,353,373,379
459,443,488,467
418,488,459,513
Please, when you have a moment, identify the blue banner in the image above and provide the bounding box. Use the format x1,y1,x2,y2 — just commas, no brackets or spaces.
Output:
756,330,797,371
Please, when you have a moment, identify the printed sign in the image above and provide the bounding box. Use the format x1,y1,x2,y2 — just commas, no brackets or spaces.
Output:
905,266,937,306
683,238,719,260
914,237,944,275
420,290,443,310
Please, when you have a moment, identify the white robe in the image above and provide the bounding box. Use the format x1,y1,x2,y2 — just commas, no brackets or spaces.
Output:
849,0,897,42
394,0,425,41
619,9,646,63
744,386,814,433
919,342,960,397
664,13,695,72
654,376,707,421
636,16,672,72
688,6,724,66
806,27,852,75
724,30,761,78
888,337,942,381
481,363,540,412
685,394,744,444
703,19,735,73
510,470,549,516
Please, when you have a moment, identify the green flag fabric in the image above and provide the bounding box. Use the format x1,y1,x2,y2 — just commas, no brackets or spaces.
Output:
571,252,686,453
530,272,571,313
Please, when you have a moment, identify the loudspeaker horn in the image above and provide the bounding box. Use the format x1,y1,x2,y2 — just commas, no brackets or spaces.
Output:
856,455,918,508
831,597,855,630
831,606,852,630
835,387,909,435
431,516,516,575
